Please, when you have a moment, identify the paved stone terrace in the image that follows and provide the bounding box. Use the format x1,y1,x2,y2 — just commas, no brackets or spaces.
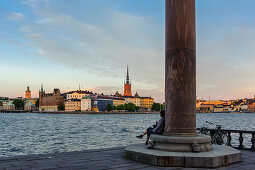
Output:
0,147,254,170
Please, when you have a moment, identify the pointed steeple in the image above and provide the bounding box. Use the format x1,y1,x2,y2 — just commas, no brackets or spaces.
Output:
40,84,44,93
26,86,30,92
126,65,130,84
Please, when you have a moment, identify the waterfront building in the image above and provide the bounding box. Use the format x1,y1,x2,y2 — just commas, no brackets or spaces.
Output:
213,106,224,113
24,101,36,111
0,97,9,110
112,97,125,106
3,101,15,110
25,86,31,99
202,100,226,106
123,95,141,107
124,66,132,96
223,104,231,112
124,97,133,104
39,86,64,111
65,99,81,112
240,103,248,112
197,103,215,113
81,96,91,111
247,102,255,112
91,95,113,112
133,92,141,107
25,98,38,105
140,97,154,109
66,90,93,100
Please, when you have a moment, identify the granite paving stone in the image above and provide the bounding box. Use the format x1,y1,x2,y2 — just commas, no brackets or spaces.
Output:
0,147,254,169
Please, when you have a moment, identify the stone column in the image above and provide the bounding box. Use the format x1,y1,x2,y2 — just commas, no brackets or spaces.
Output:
165,0,197,135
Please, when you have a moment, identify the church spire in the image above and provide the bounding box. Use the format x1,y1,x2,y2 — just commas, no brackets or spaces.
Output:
41,84,44,93
126,65,130,84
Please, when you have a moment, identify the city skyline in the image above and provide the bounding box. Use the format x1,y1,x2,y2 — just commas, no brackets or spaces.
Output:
2,0,255,102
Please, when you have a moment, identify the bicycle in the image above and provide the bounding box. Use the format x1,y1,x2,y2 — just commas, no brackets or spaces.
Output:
199,121,228,145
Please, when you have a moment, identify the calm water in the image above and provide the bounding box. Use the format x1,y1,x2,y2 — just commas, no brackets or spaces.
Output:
0,113,255,157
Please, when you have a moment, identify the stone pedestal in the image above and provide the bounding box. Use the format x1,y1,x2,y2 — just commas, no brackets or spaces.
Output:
125,144,241,168
150,134,212,152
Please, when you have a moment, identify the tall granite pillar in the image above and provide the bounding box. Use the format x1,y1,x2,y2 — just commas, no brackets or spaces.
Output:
125,0,242,166
165,0,197,135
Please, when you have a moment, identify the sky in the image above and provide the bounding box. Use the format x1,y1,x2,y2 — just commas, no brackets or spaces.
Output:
1,0,255,103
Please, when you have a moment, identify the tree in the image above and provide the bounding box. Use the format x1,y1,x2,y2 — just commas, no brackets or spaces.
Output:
135,106,140,111
117,105,125,110
58,105,65,111
35,99,39,108
107,104,113,112
160,103,165,110
113,105,117,110
151,102,161,111
125,103,136,112
12,99,24,110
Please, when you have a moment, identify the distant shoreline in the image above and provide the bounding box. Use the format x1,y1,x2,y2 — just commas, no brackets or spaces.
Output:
0,110,159,114
0,110,254,114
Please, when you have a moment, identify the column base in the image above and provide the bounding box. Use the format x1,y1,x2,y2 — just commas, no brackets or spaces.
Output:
125,144,241,168
150,134,212,152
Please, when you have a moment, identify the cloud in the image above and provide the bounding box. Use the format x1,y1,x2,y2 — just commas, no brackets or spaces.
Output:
19,4,164,86
19,25,33,32
197,24,255,100
16,0,255,102
6,12,25,21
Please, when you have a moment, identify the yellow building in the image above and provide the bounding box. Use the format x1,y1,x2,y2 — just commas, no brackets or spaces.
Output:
113,97,125,106
131,97,140,107
140,97,154,109
213,107,224,113
203,100,226,105
65,99,81,111
66,90,93,100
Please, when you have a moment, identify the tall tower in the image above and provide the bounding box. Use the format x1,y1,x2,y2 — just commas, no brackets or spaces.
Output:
25,86,31,99
39,84,45,107
124,66,132,96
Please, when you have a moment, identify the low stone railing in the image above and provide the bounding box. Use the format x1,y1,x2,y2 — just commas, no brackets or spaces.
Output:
197,128,255,151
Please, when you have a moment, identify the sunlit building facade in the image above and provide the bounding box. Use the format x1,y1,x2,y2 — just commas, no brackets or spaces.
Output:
81,96,91,111
140,97,154,109
65,99,81,111
39,86,64,111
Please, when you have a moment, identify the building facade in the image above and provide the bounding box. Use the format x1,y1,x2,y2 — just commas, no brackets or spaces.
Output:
140,97,154,109
3,101,15,110
66,90,93,100
81,96,92,111
39,86,64,111
248,102,255,112
24,102,36,111
65,99,81,111
91,95,113,112
124,66,132,96
112,97,125,106
213,107,224,113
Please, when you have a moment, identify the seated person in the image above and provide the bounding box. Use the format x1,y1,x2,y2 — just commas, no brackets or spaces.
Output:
136,110,165,145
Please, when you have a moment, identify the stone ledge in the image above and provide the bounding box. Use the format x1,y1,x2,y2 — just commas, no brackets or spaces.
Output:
150,134,212,152
125,144,242,168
